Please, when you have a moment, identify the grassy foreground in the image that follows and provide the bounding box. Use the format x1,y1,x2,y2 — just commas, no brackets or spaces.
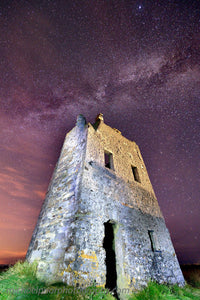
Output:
0,261,200,299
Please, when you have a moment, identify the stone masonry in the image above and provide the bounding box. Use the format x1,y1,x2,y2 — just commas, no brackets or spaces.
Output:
26,114,185,299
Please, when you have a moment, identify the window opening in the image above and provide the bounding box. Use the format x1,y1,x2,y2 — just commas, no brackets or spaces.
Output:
148,230,156,252
103,221,118,297
104,151,114,170
131,166,140,182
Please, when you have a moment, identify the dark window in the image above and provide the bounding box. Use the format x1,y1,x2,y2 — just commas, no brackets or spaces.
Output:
131,166,140,182
148,230,156,252
104,151,114,170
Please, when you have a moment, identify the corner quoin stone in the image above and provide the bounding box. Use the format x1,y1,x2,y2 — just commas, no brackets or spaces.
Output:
26,113,185,299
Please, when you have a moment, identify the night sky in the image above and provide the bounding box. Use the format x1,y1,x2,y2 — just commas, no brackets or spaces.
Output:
0,0,199,265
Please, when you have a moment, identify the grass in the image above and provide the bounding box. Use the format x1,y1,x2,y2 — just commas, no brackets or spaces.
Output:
0,261,114,299
129,281,200,300
0,261,200,299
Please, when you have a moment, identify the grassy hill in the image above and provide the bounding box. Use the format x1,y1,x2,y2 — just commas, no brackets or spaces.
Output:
0,261,200,299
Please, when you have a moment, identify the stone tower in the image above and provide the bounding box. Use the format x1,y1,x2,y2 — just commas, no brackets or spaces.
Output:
26,114,184,298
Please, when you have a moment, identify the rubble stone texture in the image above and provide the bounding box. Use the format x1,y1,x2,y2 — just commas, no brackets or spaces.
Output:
26,114,185,299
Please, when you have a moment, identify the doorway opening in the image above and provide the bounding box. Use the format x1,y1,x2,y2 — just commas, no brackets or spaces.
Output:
103,221,118,296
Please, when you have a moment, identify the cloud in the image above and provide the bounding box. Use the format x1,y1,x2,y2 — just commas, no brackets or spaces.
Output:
117,54,166,84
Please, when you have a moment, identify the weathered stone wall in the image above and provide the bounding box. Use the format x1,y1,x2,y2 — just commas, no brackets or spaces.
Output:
66,118,185,296
26,114,184,299
85,121,161,216
26,115,87,282
86,120,156,199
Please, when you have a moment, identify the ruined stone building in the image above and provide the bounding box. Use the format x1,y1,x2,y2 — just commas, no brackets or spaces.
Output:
26,114,184,298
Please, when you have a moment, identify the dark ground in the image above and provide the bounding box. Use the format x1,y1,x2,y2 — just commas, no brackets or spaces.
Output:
0,265,9,273
181,265,200,288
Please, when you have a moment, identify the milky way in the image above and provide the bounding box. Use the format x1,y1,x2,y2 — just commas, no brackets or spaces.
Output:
0,0,199,264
